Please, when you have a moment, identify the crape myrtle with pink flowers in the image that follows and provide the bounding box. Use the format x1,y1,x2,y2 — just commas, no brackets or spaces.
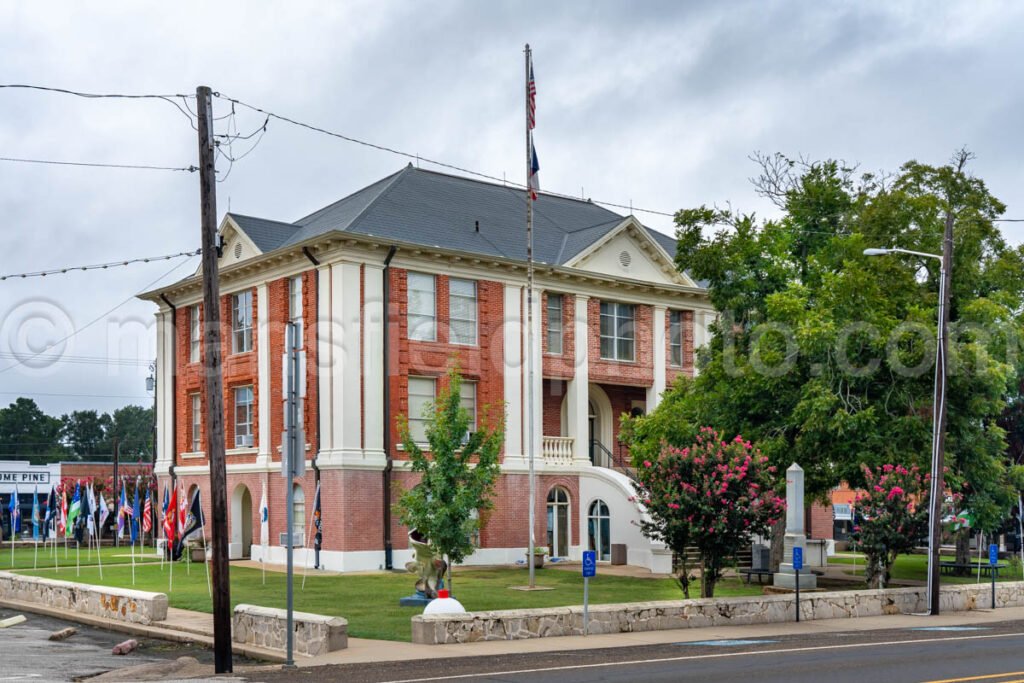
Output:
632,427,786,598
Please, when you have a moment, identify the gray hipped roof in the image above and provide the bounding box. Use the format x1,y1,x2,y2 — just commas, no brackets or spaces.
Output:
226,165,679,266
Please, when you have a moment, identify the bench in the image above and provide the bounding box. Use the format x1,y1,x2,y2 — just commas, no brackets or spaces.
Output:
740,568,773,584
939,562,1007,578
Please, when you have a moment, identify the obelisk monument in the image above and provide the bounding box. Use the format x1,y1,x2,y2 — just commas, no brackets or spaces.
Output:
773,462,817,589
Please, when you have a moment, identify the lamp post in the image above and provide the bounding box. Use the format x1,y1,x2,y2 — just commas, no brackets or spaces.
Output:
863,246,949,615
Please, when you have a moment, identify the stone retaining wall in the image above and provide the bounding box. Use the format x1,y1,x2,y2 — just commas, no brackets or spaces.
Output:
0,571,168,625
412,581,1024,644
233,604,348,656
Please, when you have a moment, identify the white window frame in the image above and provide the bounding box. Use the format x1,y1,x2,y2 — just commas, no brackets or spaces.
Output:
189,304,201,363
231,290,253,354
449,278,478,346
288,275,303,349
407,376,436,444
669,310,683,367
599,301,636,361
233,385,254,448
460,380,477,431
407,272,436,342
190,393,202,452
546,293,563,355
292,483,306,540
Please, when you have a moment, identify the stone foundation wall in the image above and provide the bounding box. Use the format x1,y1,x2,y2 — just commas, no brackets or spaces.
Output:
0,571,167,625
233,604,347,656
412,581,1024,644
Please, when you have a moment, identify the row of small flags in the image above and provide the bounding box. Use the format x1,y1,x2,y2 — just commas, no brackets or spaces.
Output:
7,480,204,554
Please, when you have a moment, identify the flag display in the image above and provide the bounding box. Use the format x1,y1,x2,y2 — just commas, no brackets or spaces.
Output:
98,490,110,532
527,61,536,130
58,488,67,537
180,488,205,545
131,479,141,544
74,484,91,544
86,484,96,535
31,486,40,541
8,485,20,535
44,486,55,537
143,491,153,534
528,144,540,200
259,483,269,547
163,486,178,544
65,483,81,538
117,484,129,538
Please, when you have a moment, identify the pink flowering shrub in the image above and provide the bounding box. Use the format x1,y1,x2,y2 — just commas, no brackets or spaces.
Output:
850,463,928,588
633,427,785,598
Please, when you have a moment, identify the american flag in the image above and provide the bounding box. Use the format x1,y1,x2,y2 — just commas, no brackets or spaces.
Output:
142,491,153,533
527,61,536,130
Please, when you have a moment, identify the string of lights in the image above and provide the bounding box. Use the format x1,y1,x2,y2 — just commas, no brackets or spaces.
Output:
0,249,200,282
0,156,198,173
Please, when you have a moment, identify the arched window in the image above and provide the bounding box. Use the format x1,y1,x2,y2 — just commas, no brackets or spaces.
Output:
292,484,305,543
546,487,570,558
588,499,611,561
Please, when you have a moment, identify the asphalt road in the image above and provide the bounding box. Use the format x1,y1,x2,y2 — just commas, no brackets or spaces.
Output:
0,607,239,682
252,620,1024,683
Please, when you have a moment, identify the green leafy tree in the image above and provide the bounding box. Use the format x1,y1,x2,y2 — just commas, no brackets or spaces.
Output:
632,427,785,598
395,368,503,594
660,152,1023,568
0,398,63,462
850,464,929,588
108,405,155,459
60,410,113,456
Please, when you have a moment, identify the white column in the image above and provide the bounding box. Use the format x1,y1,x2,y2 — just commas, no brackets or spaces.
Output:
155,309,175,476
333,262,362,458
503,284,524,461
256,282,272,465
363,263,385,459
647,305,667,410
316,264,334,455
567,295,590,464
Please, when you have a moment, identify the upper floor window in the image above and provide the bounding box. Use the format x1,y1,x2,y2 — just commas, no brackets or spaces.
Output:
407,376,435,443
669,310,683,366
408,272,436,342
288,275,303,348
189,305,201,363
231,290,253,353
190,393,201,452
449,278,478,345
233,385,254,448
599,302,635,361
460,380,477,430
546,293,563,355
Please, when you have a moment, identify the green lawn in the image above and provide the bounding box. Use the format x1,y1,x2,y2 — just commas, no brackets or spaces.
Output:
18,562,765,642
1,543,163,571
831,552,1024,583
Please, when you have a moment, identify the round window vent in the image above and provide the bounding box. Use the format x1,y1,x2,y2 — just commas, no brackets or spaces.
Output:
618,250,632,268
233,242,243,259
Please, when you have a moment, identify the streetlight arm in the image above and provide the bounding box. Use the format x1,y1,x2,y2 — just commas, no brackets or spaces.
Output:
863,247,942,261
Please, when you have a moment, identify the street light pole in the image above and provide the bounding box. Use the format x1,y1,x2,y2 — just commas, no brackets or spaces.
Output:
864,242,950,616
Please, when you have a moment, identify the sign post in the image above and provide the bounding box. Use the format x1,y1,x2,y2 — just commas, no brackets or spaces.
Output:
582,550,596,636
989,543,999,610
793,546,803,623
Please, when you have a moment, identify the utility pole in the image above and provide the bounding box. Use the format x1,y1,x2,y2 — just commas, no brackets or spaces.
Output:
928,206,954,615
196,85,232,672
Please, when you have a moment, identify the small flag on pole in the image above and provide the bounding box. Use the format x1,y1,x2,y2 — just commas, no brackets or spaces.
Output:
65,483,81,538
143,491,153,534
163,486,178,545
8,485,20,535
99,490,110,531
131,478,141,544
528,144,540,200
118,484,130,539
527,60,537,130
58,488,68,537
180,489,205,545
31,486,40,541
259,483,269,547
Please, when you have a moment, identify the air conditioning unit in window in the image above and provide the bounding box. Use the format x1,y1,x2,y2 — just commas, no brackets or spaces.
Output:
279,531,305,548
240,435,254,448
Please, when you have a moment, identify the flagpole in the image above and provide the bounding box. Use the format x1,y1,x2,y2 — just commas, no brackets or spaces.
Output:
96,513,104,581
524,43,537,590
301,482,320,591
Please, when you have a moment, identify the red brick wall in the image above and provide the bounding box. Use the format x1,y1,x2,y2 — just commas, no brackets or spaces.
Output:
807,502,834,540
541,379,567,437
602,383,647,466
389,268,504,460
542,292,575,379
587,298,654,387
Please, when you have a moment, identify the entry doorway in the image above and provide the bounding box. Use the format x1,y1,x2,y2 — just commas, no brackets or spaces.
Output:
546,487,570,558
230,484,253,559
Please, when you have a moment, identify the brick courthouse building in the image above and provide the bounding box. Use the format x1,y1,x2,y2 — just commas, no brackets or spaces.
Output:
140,166,716,573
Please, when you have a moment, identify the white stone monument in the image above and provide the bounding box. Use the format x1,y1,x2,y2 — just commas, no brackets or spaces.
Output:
773,462,817,589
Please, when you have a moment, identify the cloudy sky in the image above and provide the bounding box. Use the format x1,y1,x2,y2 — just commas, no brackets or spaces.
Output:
1,0,1022,418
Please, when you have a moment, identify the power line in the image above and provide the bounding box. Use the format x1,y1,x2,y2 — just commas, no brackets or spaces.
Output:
0,156,197,173
0,353,152,368
0,391,152,399
0,249,200,281
0,84,198,127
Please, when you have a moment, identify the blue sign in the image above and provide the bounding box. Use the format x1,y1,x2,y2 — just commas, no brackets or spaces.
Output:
792,547,803,571
582,550,597,578
990,544,999,566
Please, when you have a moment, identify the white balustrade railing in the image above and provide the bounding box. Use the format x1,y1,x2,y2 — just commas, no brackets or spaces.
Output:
541,436,574,466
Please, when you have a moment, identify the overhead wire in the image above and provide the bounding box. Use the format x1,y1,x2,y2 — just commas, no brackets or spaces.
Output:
0,249,200,281
0,156,198,173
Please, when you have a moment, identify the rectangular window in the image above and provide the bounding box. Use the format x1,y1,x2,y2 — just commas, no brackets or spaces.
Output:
460,381,477,430
449,278,478,345
407,272,436,342
231,290,253,353
407,377,435,443
233,386,254,448
599,302,635,361
190,394,201,452
189,305,201,363
546,293,563,355
288,275,303,348
669,310,683,366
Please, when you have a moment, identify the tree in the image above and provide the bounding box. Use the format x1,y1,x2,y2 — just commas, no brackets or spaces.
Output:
0,398,63,462
632,427,785,598
108,405,155,459
395,368,503,594
663,152,1024,569
850,464,929,588
60,410,113,456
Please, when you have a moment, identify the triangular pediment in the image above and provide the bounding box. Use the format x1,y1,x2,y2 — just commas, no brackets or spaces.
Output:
193,216,263,276
564,218,695,287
